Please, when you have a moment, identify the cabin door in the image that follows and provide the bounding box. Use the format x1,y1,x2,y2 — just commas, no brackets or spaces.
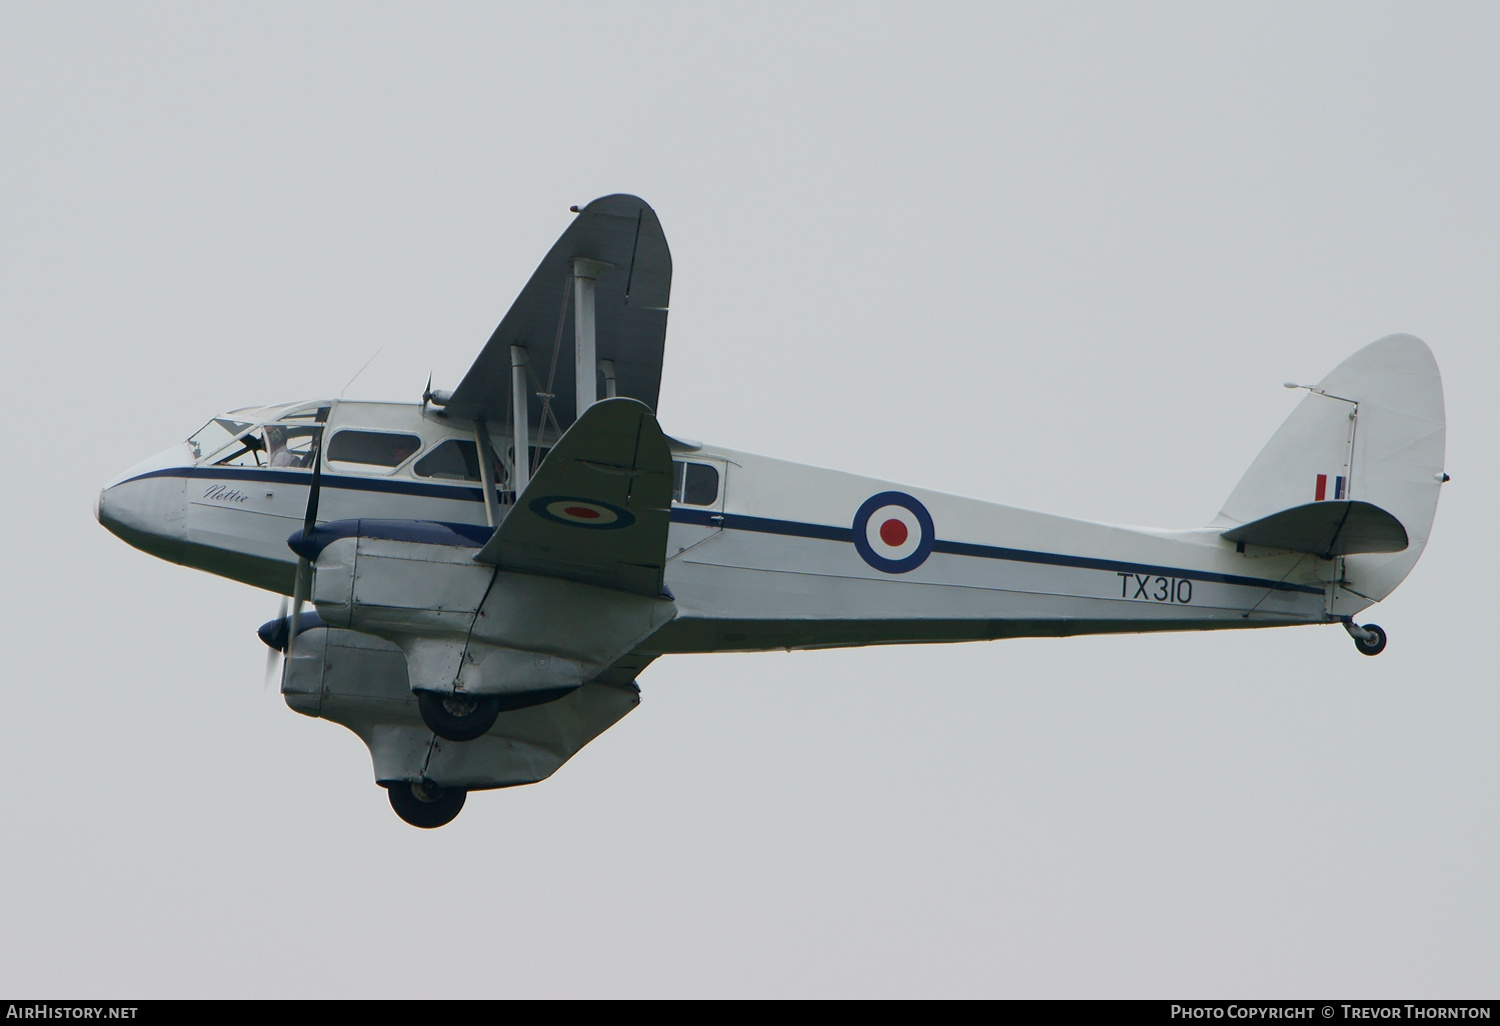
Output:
667,457,727,559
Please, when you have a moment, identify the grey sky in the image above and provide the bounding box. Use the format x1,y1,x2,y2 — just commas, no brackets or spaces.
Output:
2,2,1496,997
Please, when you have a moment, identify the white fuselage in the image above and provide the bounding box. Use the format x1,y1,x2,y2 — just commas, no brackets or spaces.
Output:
97,398,1340,656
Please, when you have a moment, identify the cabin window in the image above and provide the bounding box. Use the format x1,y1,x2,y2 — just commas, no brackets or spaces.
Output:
673,461,719,506
414,439,507,484
327,430,422,468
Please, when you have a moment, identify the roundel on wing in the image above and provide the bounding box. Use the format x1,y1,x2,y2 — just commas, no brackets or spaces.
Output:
852,491,935,573
528,495,637,530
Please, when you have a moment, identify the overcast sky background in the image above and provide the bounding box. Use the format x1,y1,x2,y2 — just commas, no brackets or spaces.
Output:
2,2,1497,998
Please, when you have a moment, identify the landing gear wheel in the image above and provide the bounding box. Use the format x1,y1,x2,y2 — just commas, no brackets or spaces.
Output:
416,689,500,741
1353,623,1387,657
386,780,466,828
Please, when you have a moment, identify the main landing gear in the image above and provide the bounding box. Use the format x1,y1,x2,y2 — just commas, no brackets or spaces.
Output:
417,687,580,741
1343,619,1388,656
385,779,467,828
416,689,501,742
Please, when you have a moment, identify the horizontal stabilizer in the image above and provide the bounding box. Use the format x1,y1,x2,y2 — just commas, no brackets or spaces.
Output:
1220,500,1408,558
474,397,672,595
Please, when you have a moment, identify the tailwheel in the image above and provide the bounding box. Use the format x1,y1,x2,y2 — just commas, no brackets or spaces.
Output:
1352,623,1387,656
416,689,500,742
386,779,466,828
1343,619,1388,656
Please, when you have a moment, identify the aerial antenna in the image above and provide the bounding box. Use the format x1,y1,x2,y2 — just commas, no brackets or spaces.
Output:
339,346,385,397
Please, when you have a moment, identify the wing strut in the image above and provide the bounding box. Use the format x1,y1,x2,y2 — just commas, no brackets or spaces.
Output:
475,417,499,527
573,257,609,420
510,344,531,493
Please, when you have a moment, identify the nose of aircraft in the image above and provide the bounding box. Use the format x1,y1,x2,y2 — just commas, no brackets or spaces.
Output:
96,444,192,563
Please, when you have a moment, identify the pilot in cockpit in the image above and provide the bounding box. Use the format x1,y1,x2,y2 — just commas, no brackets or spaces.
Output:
265,425,301,468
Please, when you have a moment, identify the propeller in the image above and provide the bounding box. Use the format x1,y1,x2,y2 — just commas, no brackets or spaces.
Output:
263,595,288,691
421,374,454,409
256,598,325,692
285,409,329,658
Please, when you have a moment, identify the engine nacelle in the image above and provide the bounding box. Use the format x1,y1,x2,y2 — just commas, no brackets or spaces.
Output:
300,519,675,700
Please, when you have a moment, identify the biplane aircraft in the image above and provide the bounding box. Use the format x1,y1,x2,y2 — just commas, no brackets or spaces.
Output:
96,195,1448,827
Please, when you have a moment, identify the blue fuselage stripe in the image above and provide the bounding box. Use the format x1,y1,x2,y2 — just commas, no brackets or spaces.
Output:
124,466,1322,595
125,465,492,502
931,538,1321,593
669,507,1323,595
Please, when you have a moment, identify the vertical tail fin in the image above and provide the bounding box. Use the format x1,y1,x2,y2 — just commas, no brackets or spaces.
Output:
1215,334,1446,605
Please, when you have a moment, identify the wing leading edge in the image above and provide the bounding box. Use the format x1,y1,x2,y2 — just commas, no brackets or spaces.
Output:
446,194,671,433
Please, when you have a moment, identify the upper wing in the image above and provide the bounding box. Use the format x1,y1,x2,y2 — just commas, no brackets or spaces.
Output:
446,194,671,431
474,397,673,596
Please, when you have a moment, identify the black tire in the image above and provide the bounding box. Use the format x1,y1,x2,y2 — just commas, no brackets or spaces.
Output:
1354,623,1388,656
386,779,466,828
416,689,501,742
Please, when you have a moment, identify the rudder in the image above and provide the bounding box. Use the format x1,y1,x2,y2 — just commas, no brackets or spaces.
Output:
1214,334,1446,608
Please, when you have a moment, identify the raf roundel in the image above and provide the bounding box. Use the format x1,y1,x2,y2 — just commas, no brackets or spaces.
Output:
852,491,935,573
529,495,636,530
